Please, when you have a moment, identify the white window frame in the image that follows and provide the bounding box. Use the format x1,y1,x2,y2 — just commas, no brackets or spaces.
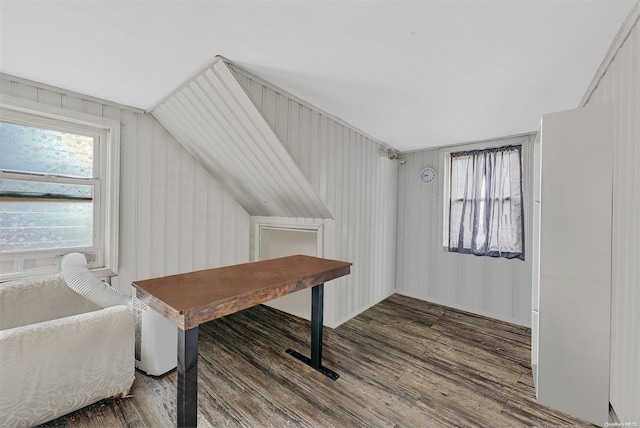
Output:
0,95,120,280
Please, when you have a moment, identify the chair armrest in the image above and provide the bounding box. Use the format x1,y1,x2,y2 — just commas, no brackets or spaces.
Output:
0,305,135,427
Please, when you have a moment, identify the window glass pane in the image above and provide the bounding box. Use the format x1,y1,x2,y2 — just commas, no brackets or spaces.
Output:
450,154,470,200
0,121,94,178
0,181,94,252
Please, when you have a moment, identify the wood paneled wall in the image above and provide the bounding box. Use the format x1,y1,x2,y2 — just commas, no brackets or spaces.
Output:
0,75,250,294
396,135,535,327
151,60,332,219
582,7,640,422
232,67,398,326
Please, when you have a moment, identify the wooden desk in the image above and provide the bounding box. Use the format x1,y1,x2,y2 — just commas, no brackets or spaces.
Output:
132,255,351,427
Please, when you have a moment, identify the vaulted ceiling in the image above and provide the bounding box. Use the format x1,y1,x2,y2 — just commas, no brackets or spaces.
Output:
152,58,334,218
0,1,634,151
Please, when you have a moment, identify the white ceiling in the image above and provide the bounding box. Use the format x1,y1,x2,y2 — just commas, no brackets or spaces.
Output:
0,1,634,152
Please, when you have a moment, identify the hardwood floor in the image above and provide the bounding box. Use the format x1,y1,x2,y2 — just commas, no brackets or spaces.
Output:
41,294,595,427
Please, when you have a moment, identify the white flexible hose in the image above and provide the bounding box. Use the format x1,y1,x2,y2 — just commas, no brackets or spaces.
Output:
61,253,146,310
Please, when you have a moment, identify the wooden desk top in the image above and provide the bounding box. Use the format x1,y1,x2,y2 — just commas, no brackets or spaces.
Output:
132,255,351,330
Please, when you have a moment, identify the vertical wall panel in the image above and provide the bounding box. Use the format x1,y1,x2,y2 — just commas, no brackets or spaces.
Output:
178,150,195,273
0,74,250,295
396,134,534,326
135,113,154,280
82,100,103,118
10,81,37,101
192,167,209,269
233,66,398,326
582,12,639,423
118,108,140,286
163,134,182,276
150,123,167,278
207,179,223,266
36,88,62,108
61,93,84,114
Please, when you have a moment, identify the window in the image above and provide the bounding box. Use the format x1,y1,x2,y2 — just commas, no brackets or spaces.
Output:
445,144,524,260
0,97,120,280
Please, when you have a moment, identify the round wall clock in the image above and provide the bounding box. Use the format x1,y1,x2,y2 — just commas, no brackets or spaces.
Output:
419,167,437,183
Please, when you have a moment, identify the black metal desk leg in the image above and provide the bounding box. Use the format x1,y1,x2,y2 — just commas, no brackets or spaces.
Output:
285,283,339,380
310,283,324,369
177,326,198,428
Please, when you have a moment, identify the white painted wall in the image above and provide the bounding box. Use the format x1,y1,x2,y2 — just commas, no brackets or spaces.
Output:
249,216,337,323
260,228,318,261
396,134,535,327
0,74,250,295
581,6,640,423
233,67,398,326
259,227,318,320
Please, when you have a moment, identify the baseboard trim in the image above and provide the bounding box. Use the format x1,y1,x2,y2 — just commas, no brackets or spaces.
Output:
325,289,396,329
395,290,530,328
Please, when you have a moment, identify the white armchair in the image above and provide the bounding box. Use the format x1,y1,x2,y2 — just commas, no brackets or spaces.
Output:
0,273,135,428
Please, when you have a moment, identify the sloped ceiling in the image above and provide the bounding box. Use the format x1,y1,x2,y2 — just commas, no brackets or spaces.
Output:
0,1,634,151
152,58,333,219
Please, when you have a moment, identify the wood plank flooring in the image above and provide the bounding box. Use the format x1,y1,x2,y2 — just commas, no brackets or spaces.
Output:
40,294,595,427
